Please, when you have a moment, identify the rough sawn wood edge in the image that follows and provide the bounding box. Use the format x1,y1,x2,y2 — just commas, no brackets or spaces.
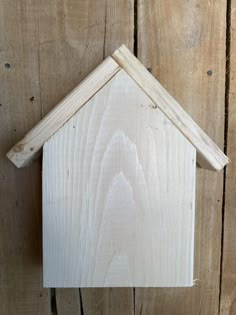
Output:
6,57,120,168
112,45,229,172
7,45,229,171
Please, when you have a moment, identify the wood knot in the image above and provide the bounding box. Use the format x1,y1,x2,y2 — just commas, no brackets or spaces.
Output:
14,144,24,153
149,103,158,109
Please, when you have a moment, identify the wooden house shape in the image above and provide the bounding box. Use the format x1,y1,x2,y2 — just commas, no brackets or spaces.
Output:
7,45,229,288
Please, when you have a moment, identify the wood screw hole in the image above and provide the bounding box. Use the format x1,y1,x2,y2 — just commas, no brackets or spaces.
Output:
5,63,11,69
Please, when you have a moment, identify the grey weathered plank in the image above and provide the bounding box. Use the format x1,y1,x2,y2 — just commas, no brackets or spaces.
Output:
38,0,134,314
0,1,49,314
136,0,226,314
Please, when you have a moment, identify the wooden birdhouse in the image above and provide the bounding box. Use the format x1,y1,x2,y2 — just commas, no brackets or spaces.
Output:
7,45,229,288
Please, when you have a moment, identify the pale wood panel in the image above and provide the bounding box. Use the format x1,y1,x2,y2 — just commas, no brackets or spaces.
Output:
113,45,228,172
38,0,134,312
43,70,196,287
136,0,226,314
0,1,49,314
7,57,120,168
220,1,236,314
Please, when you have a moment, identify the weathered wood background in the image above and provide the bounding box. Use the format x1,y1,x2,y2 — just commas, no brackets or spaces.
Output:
0,1,234,314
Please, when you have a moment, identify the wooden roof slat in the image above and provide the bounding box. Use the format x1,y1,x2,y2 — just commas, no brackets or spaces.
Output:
7,57,120,168
7,45,229,171
112,45,229,171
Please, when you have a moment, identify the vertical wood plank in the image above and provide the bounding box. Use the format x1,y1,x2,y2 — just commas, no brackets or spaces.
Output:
38,0,134,313
81,289,134,315
0,1,49,314
137,1,226,314
220,1,236,314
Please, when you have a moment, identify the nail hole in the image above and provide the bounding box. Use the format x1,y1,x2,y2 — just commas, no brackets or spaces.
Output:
13,129,16,132
207,70,213,76
5,63,11,69
30,147,34,151
30,96,35,102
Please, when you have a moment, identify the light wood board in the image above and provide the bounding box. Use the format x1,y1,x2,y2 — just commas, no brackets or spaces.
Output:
0,1,49,314
43,70,196,288
136,0,226,314
220,0,236,313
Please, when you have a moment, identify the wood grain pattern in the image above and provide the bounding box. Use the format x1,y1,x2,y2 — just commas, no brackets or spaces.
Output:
7,57,120,168
220,1,236,314
136,0,226,314
0,1,49,314
113,45,229,172
43,70,196,288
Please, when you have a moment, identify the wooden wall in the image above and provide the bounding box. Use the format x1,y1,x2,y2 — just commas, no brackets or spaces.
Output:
0,0,234,314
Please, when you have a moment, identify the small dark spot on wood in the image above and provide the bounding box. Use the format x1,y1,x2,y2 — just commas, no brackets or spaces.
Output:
73,126,75,128
207,70,213,76
30,96,35,102
13,129,16,132
30,147,34,151
16,200,19,206
0,104,2,106
147,67,152,73
149,103,158,109
217,199,220,202
39,292,43,297
5,63,11,69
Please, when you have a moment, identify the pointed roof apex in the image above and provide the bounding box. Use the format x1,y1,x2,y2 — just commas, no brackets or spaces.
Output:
7,45,229,171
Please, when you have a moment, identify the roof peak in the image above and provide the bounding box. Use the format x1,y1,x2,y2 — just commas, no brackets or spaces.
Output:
7,45,229,171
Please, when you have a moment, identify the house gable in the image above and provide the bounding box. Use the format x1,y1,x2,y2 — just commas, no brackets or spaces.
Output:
6,45,229,172
43,69,196,287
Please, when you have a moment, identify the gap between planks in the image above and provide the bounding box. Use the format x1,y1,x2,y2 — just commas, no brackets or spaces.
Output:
218,0,231,313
